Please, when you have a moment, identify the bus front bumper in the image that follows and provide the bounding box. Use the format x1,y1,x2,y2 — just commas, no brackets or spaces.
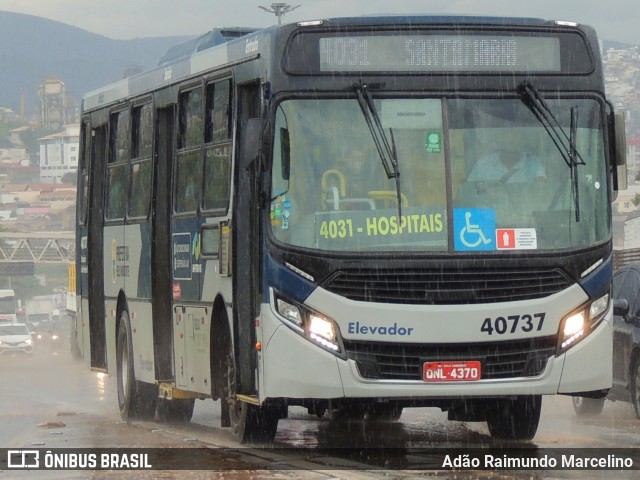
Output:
259,315,612,401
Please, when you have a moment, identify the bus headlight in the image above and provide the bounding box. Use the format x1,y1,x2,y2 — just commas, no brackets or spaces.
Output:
308,314,338,349
272,291,344,357
557,293,609,354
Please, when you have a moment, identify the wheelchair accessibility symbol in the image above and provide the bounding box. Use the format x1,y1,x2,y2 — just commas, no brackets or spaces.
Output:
453,208,495,251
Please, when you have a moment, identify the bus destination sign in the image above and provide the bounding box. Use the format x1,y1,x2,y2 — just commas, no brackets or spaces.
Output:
318,34,561,72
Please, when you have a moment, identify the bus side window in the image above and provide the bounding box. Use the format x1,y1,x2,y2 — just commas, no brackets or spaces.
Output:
128,103,153,218
106,109,130,220
78,121,91,226
203,80,232,212
129,161,152,217
178,87,203,149
176,87,204,213
176,152,200,212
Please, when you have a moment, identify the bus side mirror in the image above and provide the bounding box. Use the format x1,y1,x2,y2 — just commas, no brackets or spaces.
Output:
614,112,627,167
614,112,627,192
613,298,629,317
610,109,627,195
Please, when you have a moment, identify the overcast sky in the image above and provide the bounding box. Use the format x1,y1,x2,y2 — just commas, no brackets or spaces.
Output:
0,0,636,44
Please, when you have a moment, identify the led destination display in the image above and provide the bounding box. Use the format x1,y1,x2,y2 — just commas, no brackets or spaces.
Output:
285,30,593,74
319,35,560,72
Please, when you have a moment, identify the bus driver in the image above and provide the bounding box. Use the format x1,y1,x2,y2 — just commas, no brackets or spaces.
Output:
467,142,546,183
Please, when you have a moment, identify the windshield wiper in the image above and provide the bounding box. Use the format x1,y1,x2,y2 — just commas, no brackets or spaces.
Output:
518,81,584,221
354,83,403,218
569,107,581,222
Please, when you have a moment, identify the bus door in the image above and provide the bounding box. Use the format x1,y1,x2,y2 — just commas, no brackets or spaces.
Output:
233,82,262,394
152,106,175,382
88,124,107,370
170,85,209,392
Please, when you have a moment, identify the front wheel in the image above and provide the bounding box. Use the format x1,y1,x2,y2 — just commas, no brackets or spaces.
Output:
116,311,157,420
486,395,541,441
228,398,280,443
223,347,279,443
571,396,605,416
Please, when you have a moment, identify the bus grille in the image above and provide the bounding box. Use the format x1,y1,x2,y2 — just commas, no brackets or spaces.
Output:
343,336,557,381
322,267,571,304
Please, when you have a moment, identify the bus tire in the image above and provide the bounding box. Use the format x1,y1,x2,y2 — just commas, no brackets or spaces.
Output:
571,396,605,416
328,401,366,422
156,397,195,423
116,310,157,421
223,347,279,443
486,395,541,441
365,403,403,422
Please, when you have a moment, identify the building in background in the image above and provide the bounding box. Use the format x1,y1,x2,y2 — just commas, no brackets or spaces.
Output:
38,124,80,183
38,77,65,131
37,77,79,131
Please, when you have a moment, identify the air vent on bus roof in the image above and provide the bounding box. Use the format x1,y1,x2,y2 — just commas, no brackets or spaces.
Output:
157,27,258,66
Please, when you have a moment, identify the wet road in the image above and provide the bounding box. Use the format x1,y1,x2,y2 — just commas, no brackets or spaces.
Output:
1,344,639,479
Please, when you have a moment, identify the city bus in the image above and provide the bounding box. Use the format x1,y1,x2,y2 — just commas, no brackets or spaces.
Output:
75,15,627,442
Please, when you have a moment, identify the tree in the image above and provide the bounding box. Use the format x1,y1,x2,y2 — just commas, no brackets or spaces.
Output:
61,171,77,184
20,126,50,165
633,193,640,207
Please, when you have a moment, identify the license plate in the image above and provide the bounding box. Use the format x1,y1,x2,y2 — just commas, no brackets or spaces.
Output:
423,361,481,382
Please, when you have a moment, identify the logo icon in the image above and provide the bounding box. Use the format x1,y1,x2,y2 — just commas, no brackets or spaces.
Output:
8,450,39,469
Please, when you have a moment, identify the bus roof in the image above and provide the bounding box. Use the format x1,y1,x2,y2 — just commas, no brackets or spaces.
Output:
157,27,259,66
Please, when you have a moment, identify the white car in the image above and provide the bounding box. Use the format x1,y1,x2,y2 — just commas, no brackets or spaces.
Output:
0,323,33,355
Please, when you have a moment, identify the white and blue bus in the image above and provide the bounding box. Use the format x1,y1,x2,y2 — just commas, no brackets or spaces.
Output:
74,15,626,442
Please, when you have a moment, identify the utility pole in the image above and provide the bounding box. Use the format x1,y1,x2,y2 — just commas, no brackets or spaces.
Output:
258,3,300,25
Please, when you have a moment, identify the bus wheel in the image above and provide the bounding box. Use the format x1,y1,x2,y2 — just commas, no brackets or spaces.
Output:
224,349,279,443
486,395,541,441
116,311,157,420
328,401,366,422
571,396,605,416
365,403,403,422
157,397,195,423
632,358,640,419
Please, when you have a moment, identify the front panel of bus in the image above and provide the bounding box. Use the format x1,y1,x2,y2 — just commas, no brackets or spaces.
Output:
257,20,613,401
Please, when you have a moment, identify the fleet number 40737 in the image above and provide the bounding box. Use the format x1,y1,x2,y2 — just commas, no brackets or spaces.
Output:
480,313,546,336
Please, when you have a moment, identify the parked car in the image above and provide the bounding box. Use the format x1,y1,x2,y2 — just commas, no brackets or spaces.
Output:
0,322,33,355
572,263,640,417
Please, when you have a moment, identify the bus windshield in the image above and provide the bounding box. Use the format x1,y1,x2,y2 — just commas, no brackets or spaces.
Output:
270,96,610,253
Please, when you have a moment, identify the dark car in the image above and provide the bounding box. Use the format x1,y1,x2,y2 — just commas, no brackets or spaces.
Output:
572,263,640,417
30,315,67,354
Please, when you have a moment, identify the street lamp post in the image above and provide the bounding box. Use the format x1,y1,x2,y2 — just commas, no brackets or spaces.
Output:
258,3,300,25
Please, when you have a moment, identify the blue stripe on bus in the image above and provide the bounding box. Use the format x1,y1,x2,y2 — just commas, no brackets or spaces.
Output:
263,254,316,304
578,254,612,300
